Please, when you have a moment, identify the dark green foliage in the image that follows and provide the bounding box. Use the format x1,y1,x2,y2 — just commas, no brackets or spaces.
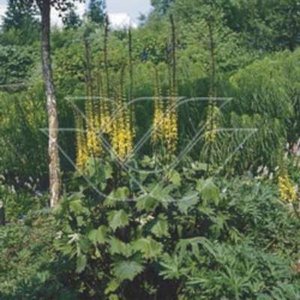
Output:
63,8,83,29
1,171,299,299
87,0,105,25
0,86,48,179
2,0,38,31
151,0,174,15
173,0,300,52
50,160,299,299
0,214,79,300
1,0,40,45
220,0,300,51
0,45,37,85
0,181,48,222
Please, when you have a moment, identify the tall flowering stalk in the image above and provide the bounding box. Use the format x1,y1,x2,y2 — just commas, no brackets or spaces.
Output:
204,18,221,174
152,15,178,155
151,69,178,154
204,103,220,144
85,99,102,158
74,112,88,171
99,76,112,136
164,88,178,154
84,36,102,158
111,70,134,161
167,15,178,154
278,171,297,203
152,67,165,144
99,15,113,137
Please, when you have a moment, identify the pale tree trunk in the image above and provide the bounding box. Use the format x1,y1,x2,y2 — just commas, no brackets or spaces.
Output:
39,0,61,207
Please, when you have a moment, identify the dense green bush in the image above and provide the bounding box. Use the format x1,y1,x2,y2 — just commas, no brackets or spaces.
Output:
52,159,300,299
0,83,48,180
0,214,78,300
0,158,299,299
0,181,48,222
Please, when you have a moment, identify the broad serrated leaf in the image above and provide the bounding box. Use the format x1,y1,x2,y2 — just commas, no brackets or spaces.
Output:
108,210,129,231
132,238,163,259
136,194,159,212
76,254,87,273
197,178,220,204
167,170,181,186
105,187,130,207
112,260,144,281
88,226,107,245
109,237,133,257
151,217,169,237
69,199,84,215
114,187,130,200
178,191,199,214
150,183,175,206
105,279,120,295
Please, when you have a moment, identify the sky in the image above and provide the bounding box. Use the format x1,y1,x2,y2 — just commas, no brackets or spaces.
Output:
0,0,152,28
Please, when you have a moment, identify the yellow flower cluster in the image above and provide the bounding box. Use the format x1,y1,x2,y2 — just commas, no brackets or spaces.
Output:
278,174,297,202
75,96,109,171
99,101,112,135
151,74,178,154
163,100,178,153
75,113,88,171
111,89,134,161
152,81,165,144
86,97,102,157
75,85,134,166
204,104,220,144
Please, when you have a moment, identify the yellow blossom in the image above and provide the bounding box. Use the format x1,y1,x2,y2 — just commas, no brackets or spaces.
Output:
151,71,178,154
75,113,88,171
204,104,220,144
111,84,134,161
86,97,102,157
278,174,297,202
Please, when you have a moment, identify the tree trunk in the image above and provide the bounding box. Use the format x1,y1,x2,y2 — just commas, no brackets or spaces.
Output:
39,0,61,207
0,201,5,226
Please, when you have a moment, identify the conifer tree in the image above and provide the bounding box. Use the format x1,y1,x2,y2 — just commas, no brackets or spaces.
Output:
88,0,105,25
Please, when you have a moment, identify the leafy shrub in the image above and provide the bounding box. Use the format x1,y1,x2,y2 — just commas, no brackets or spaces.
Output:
0,179,48,222
0,213,79,300
52,159,300,299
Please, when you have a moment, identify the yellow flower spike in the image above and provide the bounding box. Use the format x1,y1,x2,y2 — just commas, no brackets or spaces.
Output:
75,113,88,171
204,104,220,144
99,95,112,135
85,97,102,158
278,173,297,203
111,81,134,162
151,69,178,155
163,93,178,154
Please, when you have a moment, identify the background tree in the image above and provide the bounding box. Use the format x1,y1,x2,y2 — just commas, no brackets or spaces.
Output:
151,0,174,15
2,0,38,31
34,0,84,207
2,0,39,44
63,8,82,29
217,0,300,51
87,0,105,25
